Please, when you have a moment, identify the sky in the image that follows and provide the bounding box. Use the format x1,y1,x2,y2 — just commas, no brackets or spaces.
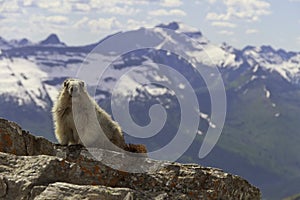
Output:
0,0,299,51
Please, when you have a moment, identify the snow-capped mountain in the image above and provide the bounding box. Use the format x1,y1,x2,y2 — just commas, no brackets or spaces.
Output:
0,21,299,145
1,22,299,113
242,45,300,83
1,22,300,199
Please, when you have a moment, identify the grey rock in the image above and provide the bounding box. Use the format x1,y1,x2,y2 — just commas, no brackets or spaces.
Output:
0,118,261,199
32,182,136,200
0,176,7,198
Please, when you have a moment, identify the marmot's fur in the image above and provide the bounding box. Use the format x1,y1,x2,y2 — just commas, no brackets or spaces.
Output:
52,78,147,154
125,144,148,153
52,78,126,150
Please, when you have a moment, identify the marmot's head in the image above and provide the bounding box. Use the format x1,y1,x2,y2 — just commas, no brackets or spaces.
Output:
62,78,86,98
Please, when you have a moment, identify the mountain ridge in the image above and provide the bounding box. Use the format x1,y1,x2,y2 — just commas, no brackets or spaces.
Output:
1,21,299,52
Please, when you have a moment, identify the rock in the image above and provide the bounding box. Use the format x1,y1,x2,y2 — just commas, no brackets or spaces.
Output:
0,118,261,199
0,176,7,198
283,193,300,200
32,182,137,200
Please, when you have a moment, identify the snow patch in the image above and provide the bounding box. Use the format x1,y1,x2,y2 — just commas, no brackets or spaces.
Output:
199,112,209,119
251,75,258,81
264,86,271,98
243,89,248,95
253,65,259,73
209,122,216,129
244,48,300,83
199,112,216,129
0,57,48,109
44,84,59,103
177,22,199,33
146,87,168,96
197,130,203,135
154,28,178,50
178,83,185,89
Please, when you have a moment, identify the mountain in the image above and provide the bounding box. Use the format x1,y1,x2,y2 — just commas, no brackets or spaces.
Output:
0,36,13,50
0,34,65,51
0,22,300,199
10,38,32,47
0,37,33,50
39,33,66,46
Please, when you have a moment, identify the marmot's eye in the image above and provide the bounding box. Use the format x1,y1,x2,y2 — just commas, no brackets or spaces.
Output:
63,80,69,88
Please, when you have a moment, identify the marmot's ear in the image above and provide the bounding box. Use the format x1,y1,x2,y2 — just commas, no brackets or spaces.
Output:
79,81,85,88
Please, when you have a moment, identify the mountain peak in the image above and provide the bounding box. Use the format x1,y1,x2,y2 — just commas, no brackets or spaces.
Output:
18,38,30,46
156,21,180,30
10,38,32,47
260,45,275,53
221,42,235,52
156,22,200,33
156,21,202,38
242,45,256,52
39,33,66,46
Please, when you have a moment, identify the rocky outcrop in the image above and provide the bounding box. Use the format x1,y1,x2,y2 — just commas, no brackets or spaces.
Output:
0,118,261,199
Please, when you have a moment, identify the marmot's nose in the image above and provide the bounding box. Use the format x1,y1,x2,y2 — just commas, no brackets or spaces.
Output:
71,86,78,93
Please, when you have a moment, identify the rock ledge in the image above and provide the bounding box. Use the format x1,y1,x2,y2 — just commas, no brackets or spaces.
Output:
0,118,261,199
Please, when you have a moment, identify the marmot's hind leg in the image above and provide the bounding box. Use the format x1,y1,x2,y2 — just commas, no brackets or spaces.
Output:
111,129,126,149
55,126,73,146
55,126,68,145
72,128,83,145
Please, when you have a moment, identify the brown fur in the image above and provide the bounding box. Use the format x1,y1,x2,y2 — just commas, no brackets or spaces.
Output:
125,144,148,153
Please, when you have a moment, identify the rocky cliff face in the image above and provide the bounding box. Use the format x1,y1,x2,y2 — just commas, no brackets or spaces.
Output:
0,118,261,200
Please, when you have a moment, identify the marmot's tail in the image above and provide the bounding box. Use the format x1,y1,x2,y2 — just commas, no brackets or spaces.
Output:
125,144,147,154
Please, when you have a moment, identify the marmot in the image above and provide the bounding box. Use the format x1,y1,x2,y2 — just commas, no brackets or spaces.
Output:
52,78,127,150
52,78,147,154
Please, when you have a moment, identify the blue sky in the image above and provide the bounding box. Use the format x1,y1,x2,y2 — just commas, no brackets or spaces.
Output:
0,0,299,51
